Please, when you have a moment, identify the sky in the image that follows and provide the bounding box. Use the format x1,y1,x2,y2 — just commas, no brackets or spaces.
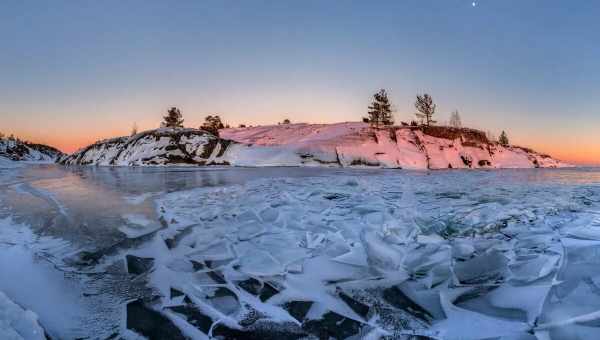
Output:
1,1,599,164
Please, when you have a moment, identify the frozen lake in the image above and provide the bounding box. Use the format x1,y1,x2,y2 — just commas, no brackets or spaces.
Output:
2,165,600,339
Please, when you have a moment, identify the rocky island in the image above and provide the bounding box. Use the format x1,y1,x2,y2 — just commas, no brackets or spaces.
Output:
58,122,567,169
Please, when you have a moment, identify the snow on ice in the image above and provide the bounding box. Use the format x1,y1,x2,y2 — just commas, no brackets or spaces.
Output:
3,163,600,339
113,170,600,339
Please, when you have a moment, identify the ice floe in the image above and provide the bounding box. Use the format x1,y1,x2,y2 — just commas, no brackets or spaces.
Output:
115,171,600,339
4,165,600,339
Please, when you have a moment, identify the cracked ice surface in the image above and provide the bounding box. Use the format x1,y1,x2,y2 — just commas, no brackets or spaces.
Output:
147,171,600,339
0,290,45,340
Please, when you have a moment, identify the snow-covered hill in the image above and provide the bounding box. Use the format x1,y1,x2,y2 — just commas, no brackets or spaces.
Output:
58,128,232,166
221,122,568,169
59,123,568,169
0,139,63,166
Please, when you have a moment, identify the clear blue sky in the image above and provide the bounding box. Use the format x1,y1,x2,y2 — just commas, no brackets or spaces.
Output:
1,1,599,163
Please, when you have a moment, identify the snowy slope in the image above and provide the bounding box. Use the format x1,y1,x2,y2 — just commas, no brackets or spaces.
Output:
0,139,62,163
222,122,568,169
60,123,568,169
58,128,232,166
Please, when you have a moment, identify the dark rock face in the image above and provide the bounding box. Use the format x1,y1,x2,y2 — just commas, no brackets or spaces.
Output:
57,128,234,166
478,159,492,167
460,155,473,168
420,126,489,144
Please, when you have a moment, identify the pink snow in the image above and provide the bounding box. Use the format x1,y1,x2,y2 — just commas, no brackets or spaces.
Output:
221,122,569,169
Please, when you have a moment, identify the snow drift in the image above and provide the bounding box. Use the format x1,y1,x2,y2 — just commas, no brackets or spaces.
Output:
59,123,568,169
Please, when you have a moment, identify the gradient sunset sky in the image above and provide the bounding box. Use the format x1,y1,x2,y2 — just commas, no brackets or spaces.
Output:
1,1,599,164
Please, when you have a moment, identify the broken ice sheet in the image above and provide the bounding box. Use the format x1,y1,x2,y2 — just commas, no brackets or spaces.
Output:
187,241,234,262
509,254,559,283
566,224,600,240
432,292,530,339
332,243,368,267
119,213,162,238
453,250,509,284
146,175,600,338
236,221,265,241
237,248,285,277
487,284,553,323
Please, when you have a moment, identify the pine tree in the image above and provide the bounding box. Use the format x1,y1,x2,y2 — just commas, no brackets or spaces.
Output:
449,110,462,128
366,89,394,127
163,107,184,128
499,131,509,146
201,115,225,137
415,93,437,126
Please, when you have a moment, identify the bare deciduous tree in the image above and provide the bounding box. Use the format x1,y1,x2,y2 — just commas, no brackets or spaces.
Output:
449,110,462,128
131,122,138,136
